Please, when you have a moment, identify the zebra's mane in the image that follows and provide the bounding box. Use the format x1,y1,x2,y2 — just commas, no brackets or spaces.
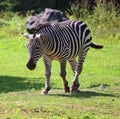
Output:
33,22,50,38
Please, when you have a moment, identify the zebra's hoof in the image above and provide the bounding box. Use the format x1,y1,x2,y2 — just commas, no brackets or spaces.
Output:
70,83,80,92
42,87,50,95
70,88,80,93
42,90,48,95
70,88,74,92
70,86,79,92
65,87,70,93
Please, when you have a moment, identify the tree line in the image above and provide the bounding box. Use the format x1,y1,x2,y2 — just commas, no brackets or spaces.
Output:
0,0,119,14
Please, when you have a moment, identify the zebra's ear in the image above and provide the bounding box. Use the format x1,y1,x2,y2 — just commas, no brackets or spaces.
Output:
22,33,32,39
39,33,44,39
36,33,44,40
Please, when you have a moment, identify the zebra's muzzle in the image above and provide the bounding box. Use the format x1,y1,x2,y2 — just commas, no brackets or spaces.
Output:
26,58,36,70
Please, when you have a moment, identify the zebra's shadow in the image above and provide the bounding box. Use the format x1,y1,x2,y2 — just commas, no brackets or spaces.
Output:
0,76,44,93
49,89,116,98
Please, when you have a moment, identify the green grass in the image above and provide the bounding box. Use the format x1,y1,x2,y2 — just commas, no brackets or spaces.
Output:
0,14,120,119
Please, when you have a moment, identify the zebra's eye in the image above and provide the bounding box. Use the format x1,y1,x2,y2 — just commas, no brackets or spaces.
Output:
36,47,40,50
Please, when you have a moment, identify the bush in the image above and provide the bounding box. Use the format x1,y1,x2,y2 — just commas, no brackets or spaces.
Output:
68,0,120,40
0,12,26,40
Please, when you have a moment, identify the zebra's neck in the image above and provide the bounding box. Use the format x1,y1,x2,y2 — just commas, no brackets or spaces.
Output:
41,30,54,56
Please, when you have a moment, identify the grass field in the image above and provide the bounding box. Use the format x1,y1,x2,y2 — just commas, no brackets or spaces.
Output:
0,15,120,119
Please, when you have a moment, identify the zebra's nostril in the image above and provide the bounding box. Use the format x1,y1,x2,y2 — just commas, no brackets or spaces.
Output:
26,59,36,70
26,63,36,70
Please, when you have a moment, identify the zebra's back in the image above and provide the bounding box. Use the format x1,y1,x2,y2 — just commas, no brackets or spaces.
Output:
42,20,92,60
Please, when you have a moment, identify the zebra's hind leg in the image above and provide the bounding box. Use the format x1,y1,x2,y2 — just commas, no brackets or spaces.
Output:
69,59,80,92
69,58,77,75
71,50,89,92
71,74,80,92
60,61,70,93
42,56,52,94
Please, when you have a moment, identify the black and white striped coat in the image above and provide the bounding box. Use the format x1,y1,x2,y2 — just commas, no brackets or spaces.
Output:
23,20,103,94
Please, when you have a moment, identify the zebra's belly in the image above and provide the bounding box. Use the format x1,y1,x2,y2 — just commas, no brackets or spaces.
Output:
44,47,81,61
45,53,78,61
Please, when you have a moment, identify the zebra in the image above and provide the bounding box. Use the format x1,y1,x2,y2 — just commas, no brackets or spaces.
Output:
22,20,103,94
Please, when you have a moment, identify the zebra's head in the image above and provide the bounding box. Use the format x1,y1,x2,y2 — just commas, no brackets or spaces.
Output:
22,33,44,70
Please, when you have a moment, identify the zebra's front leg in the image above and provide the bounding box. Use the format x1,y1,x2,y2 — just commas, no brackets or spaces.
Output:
60,61,70,93
42,56,52,94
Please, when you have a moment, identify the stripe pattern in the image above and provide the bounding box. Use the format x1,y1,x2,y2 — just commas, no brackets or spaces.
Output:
26,20,93,94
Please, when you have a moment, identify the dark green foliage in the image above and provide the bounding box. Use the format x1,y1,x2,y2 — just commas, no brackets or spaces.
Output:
0,0,120,15
0,0,54,13
12,0,54,14
68,0,120,40
0,1,13,11
0,0,70,14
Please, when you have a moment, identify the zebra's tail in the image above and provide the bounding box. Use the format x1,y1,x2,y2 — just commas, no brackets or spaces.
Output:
91,42,103,49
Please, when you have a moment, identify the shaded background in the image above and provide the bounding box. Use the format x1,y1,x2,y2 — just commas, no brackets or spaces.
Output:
0,0,120,14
